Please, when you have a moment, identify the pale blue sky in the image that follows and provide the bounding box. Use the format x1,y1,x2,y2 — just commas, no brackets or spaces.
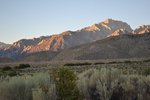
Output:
0,0,150,44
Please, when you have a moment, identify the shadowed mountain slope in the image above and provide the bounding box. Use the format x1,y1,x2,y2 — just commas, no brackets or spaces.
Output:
53,32,150,61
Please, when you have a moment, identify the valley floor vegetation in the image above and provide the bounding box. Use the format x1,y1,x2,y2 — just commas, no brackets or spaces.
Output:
0,61,150,100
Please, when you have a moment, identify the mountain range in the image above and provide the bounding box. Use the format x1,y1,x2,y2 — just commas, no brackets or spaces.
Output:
0,19,150,62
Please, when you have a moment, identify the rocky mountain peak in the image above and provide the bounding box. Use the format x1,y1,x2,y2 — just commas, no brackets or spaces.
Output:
0,42,11,50
133,25,150,34
60,31,72,36
101,19,133,33
81,18,133,33
103,18,114,24
108,29,131,37
82,24,100,32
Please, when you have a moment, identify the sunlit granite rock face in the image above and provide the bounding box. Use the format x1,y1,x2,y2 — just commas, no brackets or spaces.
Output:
133,25,150,34
108,29,131,37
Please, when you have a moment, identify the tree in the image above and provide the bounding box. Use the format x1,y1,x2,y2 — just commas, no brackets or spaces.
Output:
55,67,80,100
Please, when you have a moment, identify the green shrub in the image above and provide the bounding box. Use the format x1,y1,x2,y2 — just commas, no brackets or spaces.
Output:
7,71,18,77
108,61,118,64
143,59,150,62
56,67,80,100
0,70,18,77
0,71,3,77
124,60,132,63
64,62,92,66
94,62,105,65
0,66,18,77
15,64,30,69
143,68,150,76
2,66,12,71
14,66,19,69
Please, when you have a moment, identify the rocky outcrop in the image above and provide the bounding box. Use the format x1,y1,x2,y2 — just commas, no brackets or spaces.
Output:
108,29,131,37
0,42,10,50
133,25,150,34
